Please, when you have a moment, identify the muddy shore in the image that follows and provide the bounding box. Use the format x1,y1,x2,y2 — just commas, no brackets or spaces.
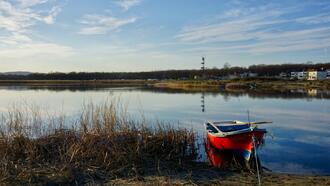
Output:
109,170,330,186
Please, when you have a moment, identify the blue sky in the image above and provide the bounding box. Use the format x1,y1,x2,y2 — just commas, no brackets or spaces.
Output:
0,0,330,72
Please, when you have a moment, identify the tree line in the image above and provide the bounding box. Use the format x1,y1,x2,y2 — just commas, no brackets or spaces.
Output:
1,63,329,80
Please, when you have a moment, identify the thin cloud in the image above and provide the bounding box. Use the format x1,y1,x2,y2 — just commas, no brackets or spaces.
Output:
0,33,32,45
296,13,330,24
78,14,137,35
0,0,73,61
115,0,142,11
17,0,49,8
43,6,62,24
176,7,288,43
0,0,62,44
0,43,74,58
176,4,330,54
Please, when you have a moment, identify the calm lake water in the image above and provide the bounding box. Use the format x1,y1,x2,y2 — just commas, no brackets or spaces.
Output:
0,86,329,175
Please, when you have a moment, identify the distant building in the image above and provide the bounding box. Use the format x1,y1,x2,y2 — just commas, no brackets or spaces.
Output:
239,73,246,78
228,74,239,80
279,72,288,78
249,72,258,77
239,72,258,78
307,71,327,80
290,72,298,79
307,89,318,96
297,71,307,80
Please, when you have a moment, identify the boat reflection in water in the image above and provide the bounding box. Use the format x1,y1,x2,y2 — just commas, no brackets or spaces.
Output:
204,120,268,170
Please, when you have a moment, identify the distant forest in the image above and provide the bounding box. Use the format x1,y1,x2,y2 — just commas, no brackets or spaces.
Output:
1,63,330,80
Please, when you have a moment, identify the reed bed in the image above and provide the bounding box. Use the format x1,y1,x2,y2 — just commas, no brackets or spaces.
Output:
0,100,197,185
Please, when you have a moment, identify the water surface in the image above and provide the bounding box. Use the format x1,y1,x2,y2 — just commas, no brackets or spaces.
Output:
0,86,329,175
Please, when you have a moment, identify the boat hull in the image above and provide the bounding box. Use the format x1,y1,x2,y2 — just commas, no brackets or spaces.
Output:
207,129,265,161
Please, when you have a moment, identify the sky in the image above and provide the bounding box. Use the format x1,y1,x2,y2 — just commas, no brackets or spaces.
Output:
0,0,330,72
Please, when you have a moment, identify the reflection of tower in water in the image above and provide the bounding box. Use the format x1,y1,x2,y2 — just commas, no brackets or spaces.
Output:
201,92,205,112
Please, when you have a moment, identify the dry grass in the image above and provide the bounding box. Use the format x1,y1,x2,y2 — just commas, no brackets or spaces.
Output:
154,80,226,91
154,79,330,92
0,100,197,185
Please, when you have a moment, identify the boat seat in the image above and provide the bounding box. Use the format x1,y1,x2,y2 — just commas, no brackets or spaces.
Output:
216,124,250,132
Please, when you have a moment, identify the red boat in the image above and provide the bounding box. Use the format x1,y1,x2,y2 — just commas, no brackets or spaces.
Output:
204,120,269,162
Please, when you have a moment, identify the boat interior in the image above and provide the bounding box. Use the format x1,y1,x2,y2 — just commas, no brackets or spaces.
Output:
205,121,252,134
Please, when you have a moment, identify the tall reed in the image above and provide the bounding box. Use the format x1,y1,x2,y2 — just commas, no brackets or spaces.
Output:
0,100,197,184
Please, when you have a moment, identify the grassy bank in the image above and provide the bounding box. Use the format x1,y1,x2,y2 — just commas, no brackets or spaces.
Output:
1,79,330,91
154,80,226,90
153,79,330,92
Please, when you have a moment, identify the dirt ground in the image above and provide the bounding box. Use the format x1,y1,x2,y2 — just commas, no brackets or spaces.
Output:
109,170,330,186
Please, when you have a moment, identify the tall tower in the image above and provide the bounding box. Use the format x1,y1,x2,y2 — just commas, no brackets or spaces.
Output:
201,57,205,79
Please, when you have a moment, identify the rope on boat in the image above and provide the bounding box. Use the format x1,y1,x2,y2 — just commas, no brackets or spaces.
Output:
252,135,261,186
247,110,261,185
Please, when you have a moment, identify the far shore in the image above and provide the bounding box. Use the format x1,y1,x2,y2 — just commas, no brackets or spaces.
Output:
153,79,330,91
0,79,330,92
0,79,153,86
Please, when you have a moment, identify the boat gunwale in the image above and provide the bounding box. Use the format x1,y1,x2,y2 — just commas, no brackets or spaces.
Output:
204,121,267,137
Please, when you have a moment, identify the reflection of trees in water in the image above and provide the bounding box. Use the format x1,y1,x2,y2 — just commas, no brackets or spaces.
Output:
223,89,330,100
0,85,139,92
2,85,330,99
222,94,231,102
142,87,330,100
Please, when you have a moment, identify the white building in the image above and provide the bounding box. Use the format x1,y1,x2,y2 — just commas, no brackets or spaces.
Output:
249,73,258,77
279,72,288,78
290,72,298,79
240,72,258,78
228,74,239,80
307,71,328,80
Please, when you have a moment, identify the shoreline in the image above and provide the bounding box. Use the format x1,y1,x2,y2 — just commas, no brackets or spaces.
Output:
153,79,330,91
1,79,329,91
108,170,330,186
0,79,152,87
2,80,330,99
3,159,330,185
